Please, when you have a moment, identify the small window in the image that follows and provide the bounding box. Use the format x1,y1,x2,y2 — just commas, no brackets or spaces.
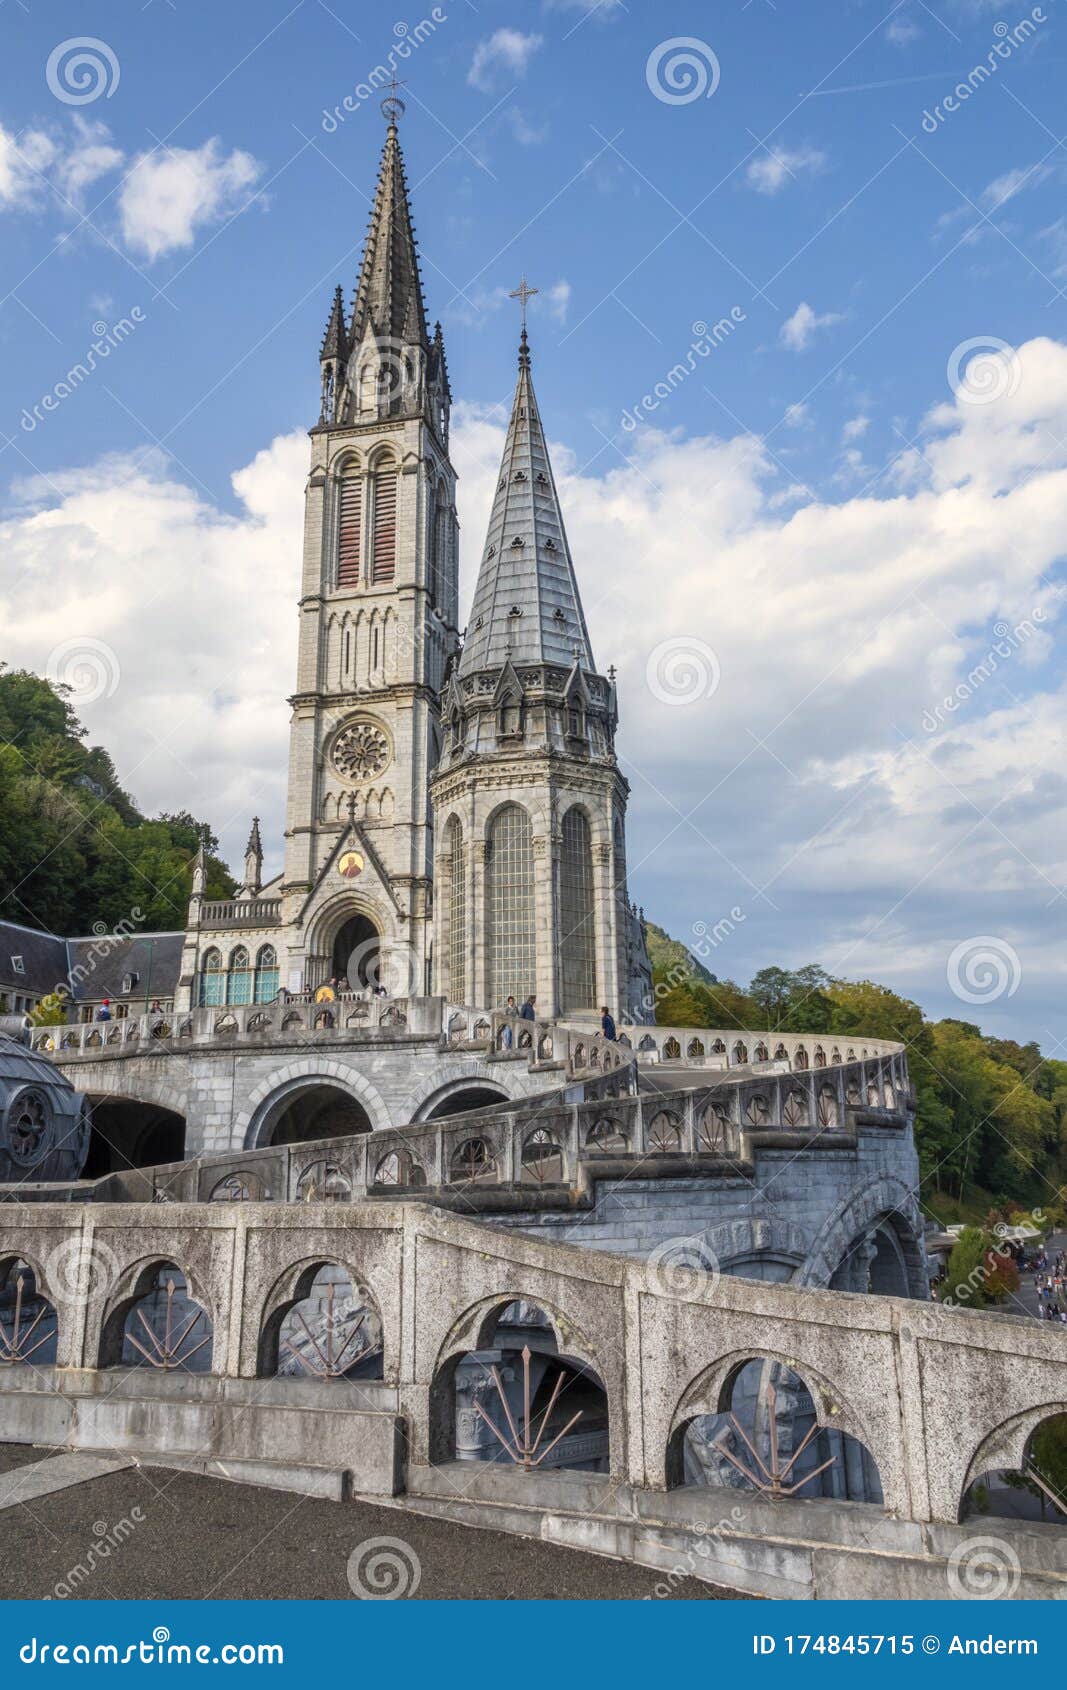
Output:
122,971,139,994
10,955,25,975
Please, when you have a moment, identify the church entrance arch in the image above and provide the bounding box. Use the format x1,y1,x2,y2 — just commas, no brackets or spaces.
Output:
331,913,381,990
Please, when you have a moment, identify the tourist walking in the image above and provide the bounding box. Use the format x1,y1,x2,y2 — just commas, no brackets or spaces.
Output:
520,994,536,1022
601,1006,616,1042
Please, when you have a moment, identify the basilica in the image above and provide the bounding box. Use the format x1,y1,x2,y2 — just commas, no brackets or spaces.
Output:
175,114,652,1024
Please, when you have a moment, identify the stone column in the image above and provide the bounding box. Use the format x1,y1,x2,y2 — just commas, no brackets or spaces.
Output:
469,839,489,1007
533,831,559,1017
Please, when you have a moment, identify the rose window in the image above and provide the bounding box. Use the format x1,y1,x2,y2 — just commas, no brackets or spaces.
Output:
331,721,390,783
7,1091,52,1167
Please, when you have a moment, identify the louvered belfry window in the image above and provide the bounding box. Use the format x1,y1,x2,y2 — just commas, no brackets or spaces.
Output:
337,476,362,587
372,470,398,583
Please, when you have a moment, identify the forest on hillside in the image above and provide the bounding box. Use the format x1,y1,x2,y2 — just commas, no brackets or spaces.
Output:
645,923,1067,1219
0,668,233,936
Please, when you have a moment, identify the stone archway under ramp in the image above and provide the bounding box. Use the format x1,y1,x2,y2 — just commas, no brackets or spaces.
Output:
408,1060,534,1124
798,1175,928,1298
239,1061,391,1149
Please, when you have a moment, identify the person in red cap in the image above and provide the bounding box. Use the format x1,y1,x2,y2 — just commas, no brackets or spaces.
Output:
97,998,111,1022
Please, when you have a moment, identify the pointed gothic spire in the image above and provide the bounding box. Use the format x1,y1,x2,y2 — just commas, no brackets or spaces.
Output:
319,284,349,362
243,817,263,894
459,328,595,678
350,121,430,352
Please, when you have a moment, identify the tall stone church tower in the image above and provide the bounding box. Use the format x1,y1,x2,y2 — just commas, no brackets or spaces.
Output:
279,115,458,996
429,318,650,1021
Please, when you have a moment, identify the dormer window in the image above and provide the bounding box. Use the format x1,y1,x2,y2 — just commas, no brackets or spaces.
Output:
10,955,24,975
122,971,139,994
450,708,464,750
499,701,522,738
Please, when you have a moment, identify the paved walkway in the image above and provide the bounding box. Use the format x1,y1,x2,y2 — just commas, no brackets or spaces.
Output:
0,1448,743,1601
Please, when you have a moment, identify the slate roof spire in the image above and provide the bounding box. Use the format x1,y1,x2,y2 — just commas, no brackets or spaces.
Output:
319,284,349,362
350,118,430,353
459,327,595,677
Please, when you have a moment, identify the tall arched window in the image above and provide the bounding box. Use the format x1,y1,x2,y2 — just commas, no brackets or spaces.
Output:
336,468,362,588
226,946,252,1006
486,804,536,1005
371,465,397,583
447,818,465,1004
254,944,279,1004
199,948,223,1007
559,808,596,1012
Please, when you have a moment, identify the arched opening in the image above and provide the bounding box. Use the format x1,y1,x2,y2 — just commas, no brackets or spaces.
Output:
669,1358,882,1505
82,1097,186,1178
257,1082,373,1148
0,1256,57,1366
331,913,381,990
424,1084,508,1121
829,1214,922,1297
559,807,596,1013
258,1262,383,1381
486,804,536,1006
962,1411,1067,1526
434,1300,609,1474
100,1261,212,1374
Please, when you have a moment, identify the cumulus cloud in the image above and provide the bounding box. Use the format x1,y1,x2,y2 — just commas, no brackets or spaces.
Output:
6,338,1067,1033
118,139,262,260
745,145,827,196
0,117,121,212
842,414,869,442
468,29,543,91
780,301,844,351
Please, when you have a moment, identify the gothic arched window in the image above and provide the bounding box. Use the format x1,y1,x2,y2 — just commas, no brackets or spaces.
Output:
226,946,251,1006
447,818,466,1005
199,948,223,1007
371,465,398,583
254,945,279,1005
336,467,362,589
486,803,536,1005
559,807,596,1012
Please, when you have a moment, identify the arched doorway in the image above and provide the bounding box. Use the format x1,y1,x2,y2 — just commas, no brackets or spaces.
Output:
424,1084,509,1121
331,913,380,990
83,1098,187,1178
257,1081,373,1147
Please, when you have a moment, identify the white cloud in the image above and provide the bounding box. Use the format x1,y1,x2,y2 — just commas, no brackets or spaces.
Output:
783,402,811,429
541,279,571,324
506,107,547,146
745,145,827,196
0,118,120,213
780,301,844,352
468,29,543,92
118,139,262,261
842,414,869,442
886,15,922,43
982,163,1051,210
7,337,1067,1035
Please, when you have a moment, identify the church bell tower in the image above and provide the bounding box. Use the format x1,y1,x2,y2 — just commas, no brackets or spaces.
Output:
281,97,459,996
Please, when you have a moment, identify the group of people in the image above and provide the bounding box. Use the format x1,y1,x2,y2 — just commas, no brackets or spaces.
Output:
498,997,617,1050
1030,1248,1067,1321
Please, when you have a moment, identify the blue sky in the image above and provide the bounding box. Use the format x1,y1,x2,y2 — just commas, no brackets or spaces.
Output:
2,0,1067,1043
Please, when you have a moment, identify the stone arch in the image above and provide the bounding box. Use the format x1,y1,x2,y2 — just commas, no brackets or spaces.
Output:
705,1217,812,1284
428,1291,610,1470
407,1062,524,1124
237,1060,390,1148
959,1401,1067,1521
0,1250,59,1366
255,1255,385,1381
799,1174,927,1296
663,1347,879,1492
97,1254,214,1371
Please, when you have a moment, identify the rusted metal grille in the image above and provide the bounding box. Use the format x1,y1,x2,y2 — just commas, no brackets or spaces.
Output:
0,1272,53,1366
474,1344,583,1471
125,1277,212,1372
712,1383,837,1498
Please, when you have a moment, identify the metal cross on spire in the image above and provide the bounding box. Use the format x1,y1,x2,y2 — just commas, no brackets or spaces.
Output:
509,273,539,335
380,74,406,125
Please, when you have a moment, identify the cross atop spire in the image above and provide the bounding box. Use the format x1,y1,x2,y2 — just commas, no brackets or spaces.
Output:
380,73,405,126
509,273,539,335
